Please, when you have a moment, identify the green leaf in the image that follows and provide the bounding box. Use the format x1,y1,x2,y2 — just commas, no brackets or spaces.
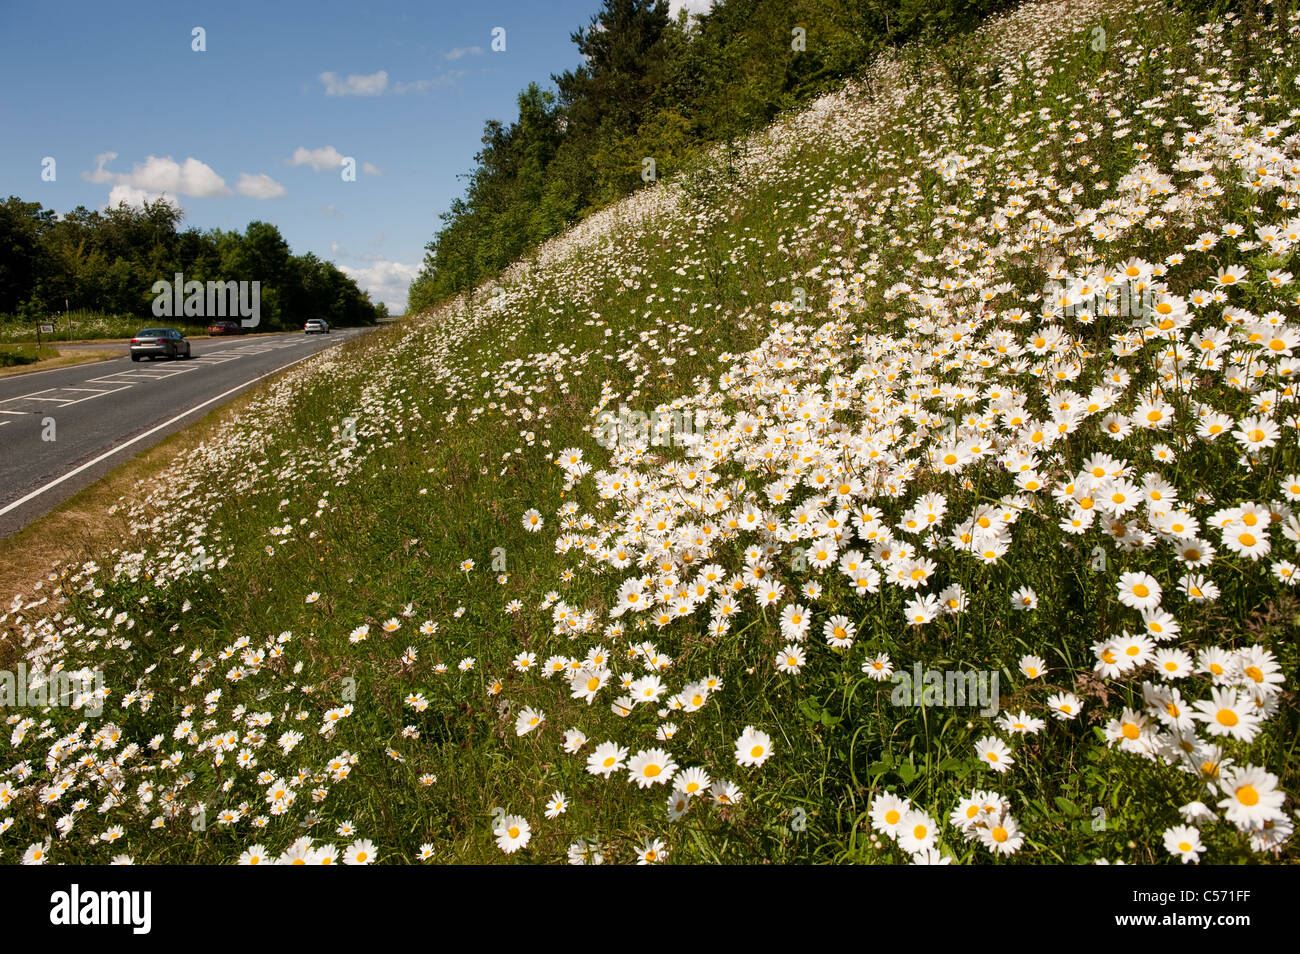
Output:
866,757,893,777
1054,797,1081,816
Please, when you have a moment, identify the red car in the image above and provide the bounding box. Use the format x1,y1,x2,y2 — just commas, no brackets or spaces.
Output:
207,320,245,336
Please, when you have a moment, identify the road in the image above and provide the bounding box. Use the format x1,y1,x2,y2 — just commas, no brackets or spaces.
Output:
0,327,374,539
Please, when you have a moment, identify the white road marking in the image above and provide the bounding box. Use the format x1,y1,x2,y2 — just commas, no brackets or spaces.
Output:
57,386,135,407
0,350,332,519
0,339,303,410
0,332,311,395
0,334,299,383
1,386,56,400
0,329,356,440
0,383,133,412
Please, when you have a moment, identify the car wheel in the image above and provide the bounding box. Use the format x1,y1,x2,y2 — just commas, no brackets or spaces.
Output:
131,354,140,362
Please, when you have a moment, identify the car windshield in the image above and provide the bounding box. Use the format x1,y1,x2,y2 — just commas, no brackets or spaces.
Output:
138,329,171,336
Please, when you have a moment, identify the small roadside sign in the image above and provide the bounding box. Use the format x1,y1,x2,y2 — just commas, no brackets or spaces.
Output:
39,324,54,333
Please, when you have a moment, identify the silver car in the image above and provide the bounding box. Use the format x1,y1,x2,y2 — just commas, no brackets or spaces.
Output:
304,319,330,335
130,328,192,361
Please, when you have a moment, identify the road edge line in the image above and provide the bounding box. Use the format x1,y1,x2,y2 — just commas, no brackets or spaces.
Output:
0,349,325,519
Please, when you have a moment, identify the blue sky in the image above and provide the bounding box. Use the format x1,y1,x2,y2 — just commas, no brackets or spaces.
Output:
0,0,706,311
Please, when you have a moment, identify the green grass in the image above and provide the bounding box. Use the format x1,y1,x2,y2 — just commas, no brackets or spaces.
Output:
0,311,209,344
1,0,1297,866
0,344,59,368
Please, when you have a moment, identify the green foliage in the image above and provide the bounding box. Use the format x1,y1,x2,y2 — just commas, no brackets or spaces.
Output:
0,198,386,332
409,0,1014,312
0,343,58,367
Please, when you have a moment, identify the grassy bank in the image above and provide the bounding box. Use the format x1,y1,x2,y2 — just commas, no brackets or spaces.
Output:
0,344,59,368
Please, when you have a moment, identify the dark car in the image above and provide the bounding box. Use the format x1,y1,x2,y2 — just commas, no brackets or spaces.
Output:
130,328,192,361
206,320,244,336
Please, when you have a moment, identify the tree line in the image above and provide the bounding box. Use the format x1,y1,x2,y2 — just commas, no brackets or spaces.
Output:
0,196,386,330
408,0,1013,312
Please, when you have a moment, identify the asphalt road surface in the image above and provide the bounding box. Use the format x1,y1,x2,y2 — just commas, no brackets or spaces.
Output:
0,327,374,539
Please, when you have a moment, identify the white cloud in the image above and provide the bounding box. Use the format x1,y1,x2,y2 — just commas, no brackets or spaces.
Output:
85,153,230,197
319,70,388,96
392,71,464,94
235,172,287,199
338,258,420,313
105,185,180,210
362,162,383,177
444,46,482,60
317,67,461,96
669,0,714,15
287,145,347,172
